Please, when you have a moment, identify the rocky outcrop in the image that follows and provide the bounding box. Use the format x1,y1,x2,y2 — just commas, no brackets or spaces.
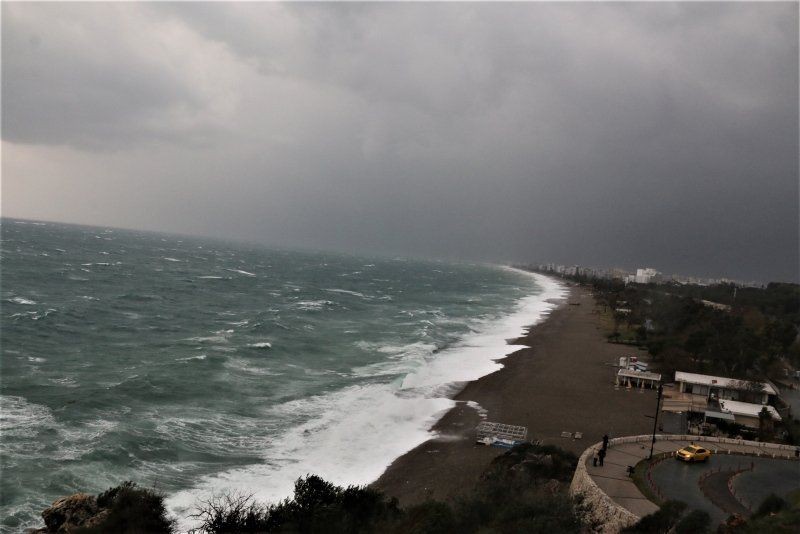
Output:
31,493,108,533
28,481,176,534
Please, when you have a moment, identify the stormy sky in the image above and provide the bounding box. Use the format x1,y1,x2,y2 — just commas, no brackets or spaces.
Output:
2,2,798,282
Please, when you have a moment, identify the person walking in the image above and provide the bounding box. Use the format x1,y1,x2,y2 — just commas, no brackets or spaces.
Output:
598,448,606,467
602,433,610,451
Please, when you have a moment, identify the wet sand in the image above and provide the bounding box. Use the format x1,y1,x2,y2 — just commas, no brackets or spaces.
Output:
372,283,657,506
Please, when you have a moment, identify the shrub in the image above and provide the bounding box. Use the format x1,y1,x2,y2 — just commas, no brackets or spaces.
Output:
191,475,401,534
76,481,175,534
753,494,789,518
191,492,268,534
621,500,687,533
674,509,711,533
189,444,583,533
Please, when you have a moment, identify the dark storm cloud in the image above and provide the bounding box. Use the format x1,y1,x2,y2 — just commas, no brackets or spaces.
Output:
2,2,797,282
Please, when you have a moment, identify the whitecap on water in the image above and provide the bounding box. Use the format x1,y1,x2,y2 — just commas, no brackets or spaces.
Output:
294,300,334,311
225,268,256,277
10,309,57,321
247,342,272,349
8,297,37,305
176,354,208,362
324,288,371,299
49,377,79,388
0,396,56,439
54,419,118,460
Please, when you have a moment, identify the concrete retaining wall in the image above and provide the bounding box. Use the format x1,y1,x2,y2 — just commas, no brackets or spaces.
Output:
569,440,639,533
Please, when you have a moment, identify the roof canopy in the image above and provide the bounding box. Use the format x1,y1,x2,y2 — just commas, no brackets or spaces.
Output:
674,371,777,396
704,410,736,422
618,369,661,381
718,399,781,421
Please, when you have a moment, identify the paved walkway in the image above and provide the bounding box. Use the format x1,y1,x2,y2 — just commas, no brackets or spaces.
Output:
584,437,799,520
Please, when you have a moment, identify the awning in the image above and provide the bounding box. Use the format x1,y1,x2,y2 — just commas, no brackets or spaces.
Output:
704,410,735,422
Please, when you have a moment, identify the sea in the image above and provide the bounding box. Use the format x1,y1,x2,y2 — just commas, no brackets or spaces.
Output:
0,219,565,532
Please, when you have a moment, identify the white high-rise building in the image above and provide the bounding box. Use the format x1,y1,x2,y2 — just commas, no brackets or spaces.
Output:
634,268,661,284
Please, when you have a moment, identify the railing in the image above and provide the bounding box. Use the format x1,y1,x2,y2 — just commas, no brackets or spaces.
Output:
606,434,799,458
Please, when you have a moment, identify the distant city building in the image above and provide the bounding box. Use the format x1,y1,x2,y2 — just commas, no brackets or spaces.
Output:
634,267,661,284
522,261,761,288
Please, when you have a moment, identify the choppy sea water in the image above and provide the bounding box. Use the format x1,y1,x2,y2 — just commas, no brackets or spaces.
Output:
0,219,565,532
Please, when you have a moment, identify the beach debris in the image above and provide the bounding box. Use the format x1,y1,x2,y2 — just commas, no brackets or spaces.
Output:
560,431,572,438
476,421,527,447
573,432,583,439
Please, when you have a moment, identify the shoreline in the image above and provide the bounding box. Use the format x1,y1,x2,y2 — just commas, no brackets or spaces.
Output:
372,281,658,506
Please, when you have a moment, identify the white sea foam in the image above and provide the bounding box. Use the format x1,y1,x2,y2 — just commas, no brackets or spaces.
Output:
9,297,37,305
186,334,229,344
294,300,334,311
176,354,208,362
167,270,566,529
247,342,272,349
49,377,79,388
464,400,488,419
400,270,566,390
324,288,369,298
0,396,55,440
10,308,57,321
225,268,256,277
168,384,453,528
54,419,118,460
198,276,225,280
163,257,182,262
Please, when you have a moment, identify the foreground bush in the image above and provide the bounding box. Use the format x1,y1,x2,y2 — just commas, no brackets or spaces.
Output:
191,476,401,534
674,509,711,534
191,443,583,533
621,500,688,533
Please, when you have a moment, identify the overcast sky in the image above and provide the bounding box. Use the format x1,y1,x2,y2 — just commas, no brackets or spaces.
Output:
2,2,798,282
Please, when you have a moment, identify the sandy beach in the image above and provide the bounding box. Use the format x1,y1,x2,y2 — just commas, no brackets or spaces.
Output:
372,283,658,506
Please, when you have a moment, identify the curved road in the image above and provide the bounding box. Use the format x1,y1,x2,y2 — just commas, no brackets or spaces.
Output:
583,436,799,524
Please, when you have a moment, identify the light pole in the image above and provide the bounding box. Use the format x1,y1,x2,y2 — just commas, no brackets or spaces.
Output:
649,383,663,460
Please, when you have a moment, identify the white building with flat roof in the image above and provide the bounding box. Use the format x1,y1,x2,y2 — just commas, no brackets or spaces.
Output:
674,371,777,404
670,372,782,430
703,399,782,429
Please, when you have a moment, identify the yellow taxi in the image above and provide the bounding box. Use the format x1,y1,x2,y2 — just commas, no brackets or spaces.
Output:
675,444,712,462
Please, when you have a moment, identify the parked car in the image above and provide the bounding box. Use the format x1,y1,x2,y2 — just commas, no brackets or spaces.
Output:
676,444,712,462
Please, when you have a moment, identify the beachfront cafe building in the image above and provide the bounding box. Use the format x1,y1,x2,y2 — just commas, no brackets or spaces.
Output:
674,371,777,405
663,371,781,429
